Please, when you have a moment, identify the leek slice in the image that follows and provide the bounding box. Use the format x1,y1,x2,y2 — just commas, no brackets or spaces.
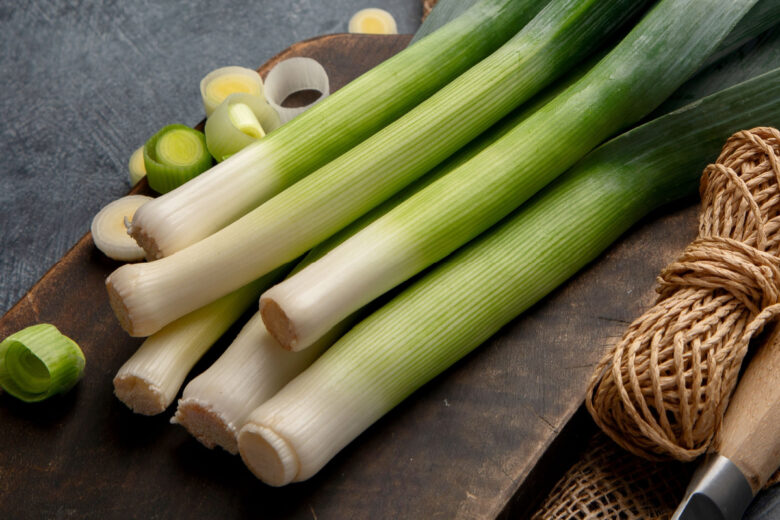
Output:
91,195,153,262
200,66,265,117
128,146,146,186
0,324,85,402
205,93,281,162
143,125,212,194
238,66,780,487
348,8,398,34
263,58,330,124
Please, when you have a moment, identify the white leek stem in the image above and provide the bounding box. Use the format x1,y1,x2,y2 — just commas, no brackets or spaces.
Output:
112,268,285,414
172,312,342,453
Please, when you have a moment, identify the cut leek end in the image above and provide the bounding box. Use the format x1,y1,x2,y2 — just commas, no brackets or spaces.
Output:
173,398,239,454
238,421,299,486
106,266,151,337
348,8,398,34
0,324,85,403
127,219,164,261
113,373,166,415
200,66,265,117
128,146,146,186
91,195,153,262
143,124,212,194
259,298,297,351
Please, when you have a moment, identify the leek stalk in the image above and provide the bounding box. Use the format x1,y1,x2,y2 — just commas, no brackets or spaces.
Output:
109,0,648,337
237,66,780,487
128,0,548,258
259,0,760,351
171,313,345,453
112,266,287,415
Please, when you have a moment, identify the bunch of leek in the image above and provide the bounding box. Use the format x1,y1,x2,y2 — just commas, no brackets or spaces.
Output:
107,0,650,337
238,65,780,487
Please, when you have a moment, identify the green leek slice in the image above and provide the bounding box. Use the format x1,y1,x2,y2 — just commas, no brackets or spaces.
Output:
143,125,212,194
0,324,85,402
205,93,281,162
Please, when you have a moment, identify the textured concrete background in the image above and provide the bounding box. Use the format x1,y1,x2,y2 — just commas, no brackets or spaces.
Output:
0,0,420,315
0,1,778,517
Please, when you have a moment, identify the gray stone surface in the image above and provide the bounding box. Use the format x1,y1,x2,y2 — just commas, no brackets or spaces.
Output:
0,0,420,315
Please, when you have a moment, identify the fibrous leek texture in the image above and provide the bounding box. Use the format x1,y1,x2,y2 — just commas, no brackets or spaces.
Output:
237,65,780,487
128,0,547,259
112,267,285,415
108,0,648,337
171,313,346,453
258,0,759,351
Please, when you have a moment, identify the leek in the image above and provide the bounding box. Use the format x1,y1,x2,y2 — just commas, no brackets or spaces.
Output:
143,125,212,194
237,66,780,487
128,146,146,186
128,0,548,258
204,93,281,162
0,324,85,402
262,58,331,124
112,266,286,415
200,66,265,118
259,0,759,351
348,8,398,35
91,195,153,262
109,0,648,337
171,313,343,454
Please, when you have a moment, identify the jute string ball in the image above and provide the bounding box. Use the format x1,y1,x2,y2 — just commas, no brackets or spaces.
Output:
586,127,780,461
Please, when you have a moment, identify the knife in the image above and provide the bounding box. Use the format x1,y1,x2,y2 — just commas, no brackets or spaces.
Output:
672,325,780,520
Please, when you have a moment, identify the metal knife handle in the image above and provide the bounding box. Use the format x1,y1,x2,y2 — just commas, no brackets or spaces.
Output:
717,324,780,494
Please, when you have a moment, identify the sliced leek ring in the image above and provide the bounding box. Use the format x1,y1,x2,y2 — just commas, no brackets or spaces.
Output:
128,146,146,186
205,93,282,162
91,195,153,261
348,8,398,35
0,324,85,402
143,124,212,193
263,58,330,124
200,66,265,117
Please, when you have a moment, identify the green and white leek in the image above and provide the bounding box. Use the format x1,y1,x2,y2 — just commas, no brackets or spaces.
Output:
237,66,780,486
259,0,759,351
112,266,286,415
128,0,547,258
109,0,647,337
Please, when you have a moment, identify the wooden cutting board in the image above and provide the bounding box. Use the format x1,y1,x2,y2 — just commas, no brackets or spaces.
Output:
0,33,701,519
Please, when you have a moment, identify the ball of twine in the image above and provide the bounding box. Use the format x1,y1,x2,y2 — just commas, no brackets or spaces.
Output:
586,127,780,461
